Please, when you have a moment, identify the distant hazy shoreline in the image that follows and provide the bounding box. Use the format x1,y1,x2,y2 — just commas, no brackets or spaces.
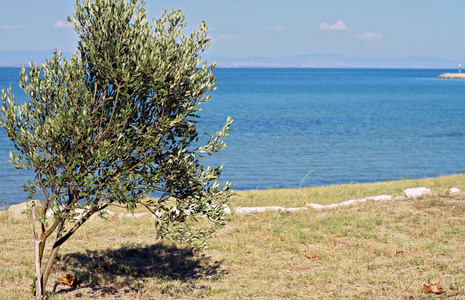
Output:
0,50,462,69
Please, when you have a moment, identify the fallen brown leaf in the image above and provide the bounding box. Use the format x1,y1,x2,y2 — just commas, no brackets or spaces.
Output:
304,253,320,260
58,274,77,287
280,238,288,242
409,296,414,300
86,236,92,241
108,216,117,222
388,249,422,257
423,282,444,294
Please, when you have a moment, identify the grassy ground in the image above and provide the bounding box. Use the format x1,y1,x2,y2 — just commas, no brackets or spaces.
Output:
1,174,465,299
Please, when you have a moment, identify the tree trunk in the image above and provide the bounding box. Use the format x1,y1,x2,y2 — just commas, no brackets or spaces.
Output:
38,207,95,293
31,200,43,300
40,220,65,293
41,243,62,291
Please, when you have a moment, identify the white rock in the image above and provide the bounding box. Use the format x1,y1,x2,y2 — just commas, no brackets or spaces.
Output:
323,204,340,209
7,202,32,218
339,199,358,206
104,210,115,217
394,196,405,201
307,203,325,211
447,188,460,194
75,208,86,215
306,195,392,211
223,205,232,215
233,206,307,214
45,207,115,221
123,212,149,219
233,206,285,215
284,207,308,212
437,73,465,79
404,187,431,198
45,206,66,218
366,195,392,201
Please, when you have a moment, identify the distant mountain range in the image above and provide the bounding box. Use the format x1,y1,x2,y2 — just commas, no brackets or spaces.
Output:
204,54,462,69
0,50,461,69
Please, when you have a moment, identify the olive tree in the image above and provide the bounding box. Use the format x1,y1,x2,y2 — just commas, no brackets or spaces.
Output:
0,0,232,298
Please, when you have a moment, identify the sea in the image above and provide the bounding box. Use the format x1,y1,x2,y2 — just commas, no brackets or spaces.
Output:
2,67,465,208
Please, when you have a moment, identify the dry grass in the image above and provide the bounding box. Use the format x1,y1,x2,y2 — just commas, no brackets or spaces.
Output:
231,173,465,208
1,175,465,299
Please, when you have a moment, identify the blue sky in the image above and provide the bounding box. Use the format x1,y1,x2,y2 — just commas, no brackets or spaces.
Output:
1,0,464,61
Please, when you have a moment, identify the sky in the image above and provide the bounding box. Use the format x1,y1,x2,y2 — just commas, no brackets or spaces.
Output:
1,0,465,62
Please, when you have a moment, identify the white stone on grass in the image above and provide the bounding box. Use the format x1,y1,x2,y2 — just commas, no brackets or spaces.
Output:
8,186,449,220
233,206,284,214
45,207,115,221
307,203,325,211
233,206,308,215
123,212,149,219
306,195,391,211
404,187,431,198
366,195,392,201
7,202,33,218
447,188,460,194
284,207,308,212
223,205,232,215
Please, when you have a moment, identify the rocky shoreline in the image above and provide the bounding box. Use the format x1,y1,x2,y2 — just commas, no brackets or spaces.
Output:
4,187,460,219
437,73,465,79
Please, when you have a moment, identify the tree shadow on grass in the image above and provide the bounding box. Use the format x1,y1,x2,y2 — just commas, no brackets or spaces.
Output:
52,242,226,296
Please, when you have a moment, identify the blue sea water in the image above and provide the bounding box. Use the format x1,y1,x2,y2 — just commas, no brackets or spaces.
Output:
1,67,465,207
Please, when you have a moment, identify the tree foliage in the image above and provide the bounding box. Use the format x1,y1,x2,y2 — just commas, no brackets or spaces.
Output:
0,0,232,297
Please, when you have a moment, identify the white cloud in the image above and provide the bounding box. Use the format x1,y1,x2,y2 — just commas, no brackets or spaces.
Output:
318,20,348,32
404,35,412,40
265,25,291,31
53,21,72,29
355,32,383,47
210,34,239,41
2,25,25,30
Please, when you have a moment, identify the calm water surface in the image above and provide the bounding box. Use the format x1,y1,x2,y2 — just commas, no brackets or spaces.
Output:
1,68,465,207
